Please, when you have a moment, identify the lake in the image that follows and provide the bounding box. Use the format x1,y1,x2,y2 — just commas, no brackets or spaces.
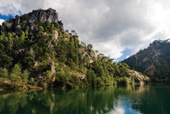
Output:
0,84,169,114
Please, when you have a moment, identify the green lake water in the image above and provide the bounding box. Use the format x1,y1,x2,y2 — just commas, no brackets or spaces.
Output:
0,84,169,114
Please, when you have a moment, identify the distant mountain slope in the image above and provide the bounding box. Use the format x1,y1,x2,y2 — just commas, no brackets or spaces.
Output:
122,39,170,79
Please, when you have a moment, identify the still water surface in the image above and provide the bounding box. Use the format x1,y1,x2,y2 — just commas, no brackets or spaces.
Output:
0,84,169,114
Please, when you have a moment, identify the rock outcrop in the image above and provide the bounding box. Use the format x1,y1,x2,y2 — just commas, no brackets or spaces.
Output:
0,8,63,35
129,70,150,85
27,8,58,23
78,48,95,63
6,8,58,25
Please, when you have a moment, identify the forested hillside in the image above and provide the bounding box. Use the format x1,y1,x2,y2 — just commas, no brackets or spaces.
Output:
0,8,149,90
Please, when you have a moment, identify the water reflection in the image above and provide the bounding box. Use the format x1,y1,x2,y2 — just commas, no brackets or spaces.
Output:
0,84,169,114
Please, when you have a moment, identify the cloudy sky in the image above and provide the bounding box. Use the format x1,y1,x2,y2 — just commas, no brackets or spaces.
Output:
0,0,170,61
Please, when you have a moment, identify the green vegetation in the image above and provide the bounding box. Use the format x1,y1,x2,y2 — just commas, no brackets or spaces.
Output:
0,9,136,90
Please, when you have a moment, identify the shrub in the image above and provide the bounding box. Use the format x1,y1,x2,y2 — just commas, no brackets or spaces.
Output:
116,77,130,86
29,77,35,85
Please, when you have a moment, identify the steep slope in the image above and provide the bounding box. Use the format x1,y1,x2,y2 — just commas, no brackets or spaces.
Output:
0,8,148,90
122,39,170,80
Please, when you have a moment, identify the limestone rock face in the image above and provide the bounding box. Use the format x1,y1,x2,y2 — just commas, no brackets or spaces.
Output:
3,8,58,26
78,49,88,57
28,8,58,23
0,8,61,36
47,30,59,47
129,70,150,85
15,15,20,25
52,30,58,40
78,48,96,63
89,50,95,63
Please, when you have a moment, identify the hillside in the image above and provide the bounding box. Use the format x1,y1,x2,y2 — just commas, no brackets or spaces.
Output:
0,8,149,90
122,39,170,80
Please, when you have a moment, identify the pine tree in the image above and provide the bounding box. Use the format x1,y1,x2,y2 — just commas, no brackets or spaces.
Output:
10,64,22,87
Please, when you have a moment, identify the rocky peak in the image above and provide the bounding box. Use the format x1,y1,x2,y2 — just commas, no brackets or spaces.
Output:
151,39,170,46
1,8,62,35
27,8,58,23
2,8,58,27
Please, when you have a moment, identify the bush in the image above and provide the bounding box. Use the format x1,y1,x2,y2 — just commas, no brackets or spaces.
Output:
96,77,104,87
10,64,22,87
0,68,8,78
71,74,80,86
55,71,69,87
29,77,35,85
116,77,130,86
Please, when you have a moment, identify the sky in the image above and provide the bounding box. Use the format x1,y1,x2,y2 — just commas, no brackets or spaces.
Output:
0,0,170,61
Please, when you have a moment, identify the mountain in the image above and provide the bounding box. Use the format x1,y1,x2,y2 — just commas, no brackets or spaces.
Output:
122,39,170,80
0,8,149,90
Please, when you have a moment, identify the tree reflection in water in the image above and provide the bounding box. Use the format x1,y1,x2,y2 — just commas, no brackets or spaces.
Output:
0,84,169,114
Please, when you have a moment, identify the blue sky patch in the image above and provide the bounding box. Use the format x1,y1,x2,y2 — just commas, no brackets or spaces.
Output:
116,48,132,62
0,14,14,21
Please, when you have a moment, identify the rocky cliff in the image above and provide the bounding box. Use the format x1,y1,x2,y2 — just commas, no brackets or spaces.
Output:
0,8,63,35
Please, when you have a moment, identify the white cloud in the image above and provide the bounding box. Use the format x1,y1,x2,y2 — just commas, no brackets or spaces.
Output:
108,100,141,114
0,19,5,25
0,0,21,15
108,106,125,114
0,0,170,60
